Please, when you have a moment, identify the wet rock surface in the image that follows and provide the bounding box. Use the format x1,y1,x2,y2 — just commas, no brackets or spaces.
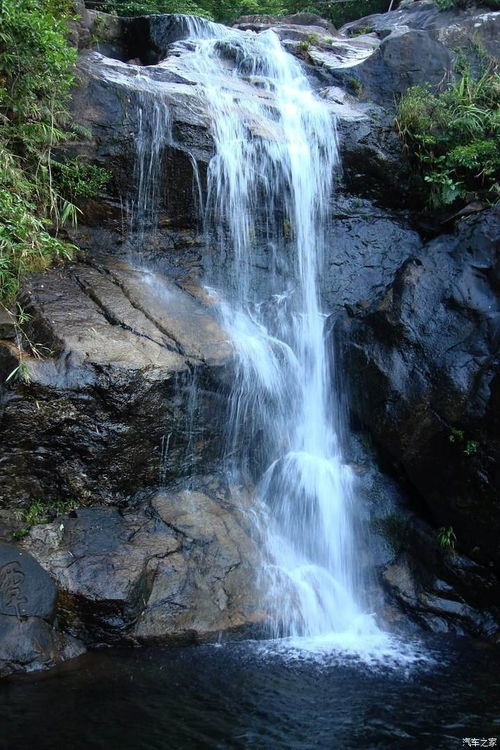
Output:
338,208,500,600
323,198,422,310
0,258,232,508
21,478,265,647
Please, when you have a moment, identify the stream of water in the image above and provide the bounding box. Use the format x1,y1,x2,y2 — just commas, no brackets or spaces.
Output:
166,20,383,646
95,17,422,659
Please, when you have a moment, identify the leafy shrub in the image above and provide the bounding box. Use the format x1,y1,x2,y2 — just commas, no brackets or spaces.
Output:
396,66,500,208
99,0,390,26
278,0,388,27
102,0,214,18
52,159,111,202
437,526,457,553
0,0,78,301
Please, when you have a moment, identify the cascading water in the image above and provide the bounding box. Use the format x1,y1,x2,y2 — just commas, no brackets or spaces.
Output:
95,16,397,651
168,23,384,645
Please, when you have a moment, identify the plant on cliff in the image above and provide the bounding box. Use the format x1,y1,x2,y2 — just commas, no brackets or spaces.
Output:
396,64,500,209
0,0,78,302
437,525,457,554
12,497,79,539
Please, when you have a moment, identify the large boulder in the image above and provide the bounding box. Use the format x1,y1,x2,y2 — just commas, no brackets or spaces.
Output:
319,27,453,109
343,0,499,57
337,207,500,576
21,478,266,645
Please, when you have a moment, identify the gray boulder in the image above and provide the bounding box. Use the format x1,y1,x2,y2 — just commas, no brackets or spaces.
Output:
0,542,84,678
21,479,266,646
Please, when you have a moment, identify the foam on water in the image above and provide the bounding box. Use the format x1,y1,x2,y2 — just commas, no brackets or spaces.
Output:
253,631,435,673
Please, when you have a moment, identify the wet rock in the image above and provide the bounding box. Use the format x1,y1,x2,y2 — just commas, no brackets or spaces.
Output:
324,28,453,109
0,543,84,678
234,13,336,35
337,207,500,577
0,308,15,340
65,49,214,232
0,259,233,508
21,479,266,646
322,197,422,310
343,0,499,56
380,549,499,639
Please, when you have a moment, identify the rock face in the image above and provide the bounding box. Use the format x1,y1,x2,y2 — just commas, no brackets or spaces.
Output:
338,208,500,578
21,479,265,646
0,259,232,508
0,542,84,678
323,198,422,311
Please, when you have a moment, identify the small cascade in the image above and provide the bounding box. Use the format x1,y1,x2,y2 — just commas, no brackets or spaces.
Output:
131,91,172,240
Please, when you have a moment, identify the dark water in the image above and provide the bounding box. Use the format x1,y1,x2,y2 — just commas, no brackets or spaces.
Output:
1,636,499,750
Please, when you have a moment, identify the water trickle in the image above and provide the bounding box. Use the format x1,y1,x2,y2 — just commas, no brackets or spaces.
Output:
171,22,383,643
131,90,172,241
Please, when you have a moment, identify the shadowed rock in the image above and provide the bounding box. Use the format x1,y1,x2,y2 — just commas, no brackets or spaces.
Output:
0,542,84,678
337,208,500,578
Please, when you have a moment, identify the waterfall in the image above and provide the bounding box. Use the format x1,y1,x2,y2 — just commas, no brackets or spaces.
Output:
95,15,388,648
168,23,383,644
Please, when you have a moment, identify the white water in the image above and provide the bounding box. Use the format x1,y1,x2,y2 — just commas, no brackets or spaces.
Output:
93,17,405,655
169,22,385,645
132,91,172,240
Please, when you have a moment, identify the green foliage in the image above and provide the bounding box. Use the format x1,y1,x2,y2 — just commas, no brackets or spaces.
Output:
12,497,79,539
24,498,78,526
283,0,389,28
435,0,500,8
348,77,362,95
348,24,374,36
52,159,111,202
396,65,500,209
99,0,390,26
0,0,78,302
437,525,457,553
4,361,30,384
103,0,214,18
448,427,480,456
